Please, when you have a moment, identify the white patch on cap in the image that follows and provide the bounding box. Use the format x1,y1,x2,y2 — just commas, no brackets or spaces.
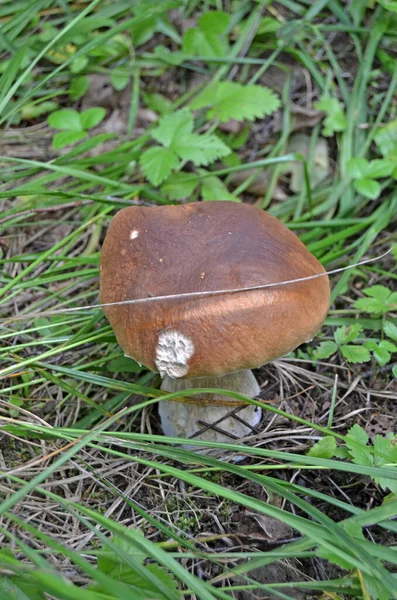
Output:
129,230,139,240
155,330,194,379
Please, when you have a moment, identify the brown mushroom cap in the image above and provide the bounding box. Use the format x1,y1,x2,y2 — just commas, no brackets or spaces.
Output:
100,201,330,379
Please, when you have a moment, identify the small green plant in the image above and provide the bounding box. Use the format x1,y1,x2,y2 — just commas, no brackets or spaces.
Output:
190,80,280,122
47,107,106,148
182,11,230,59
346,158,395,199
315,323,371,363
314,95,347,137
354,284,397,315
309,424,397,493
139,108,230,185
93,531,179,600
315,286,397,372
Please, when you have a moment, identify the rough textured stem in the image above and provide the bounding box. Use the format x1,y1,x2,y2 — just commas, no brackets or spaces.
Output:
159,370,261,446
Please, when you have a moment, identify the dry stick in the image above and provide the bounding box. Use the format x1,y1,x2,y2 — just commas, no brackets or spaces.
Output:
2,248,391,323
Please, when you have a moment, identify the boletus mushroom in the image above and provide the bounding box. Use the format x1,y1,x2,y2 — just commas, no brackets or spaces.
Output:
100,201,330,444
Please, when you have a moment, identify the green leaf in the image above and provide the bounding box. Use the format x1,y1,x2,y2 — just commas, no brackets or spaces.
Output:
140,146,179,186
151,108,193,148
348,423,369,445
353,178,381,200
379,339,397,352
201,174,239,201
198,11,230,36
143,92,172,116
346,157,369,179
70,55,89,74
183,12,230,58
151,109,230,166
334,324,362,346
393,364,397,378
340,345,371,363
365,285,392,301
69,75,90,101
80,107,106,130
52,130,87,149
355,286,393,314
373,435,397,493
108,356,142,373
384,320,397,341
379,0,397,13
160,172,198,200
314,96,347,136
346,425,373,467
373,346,391,367
48,108,82,131
365,159,395,178
191,82,280,122
374,118,397,157
110,71,130,91
308,436,336,459
314,340,338,359
173,133,230,165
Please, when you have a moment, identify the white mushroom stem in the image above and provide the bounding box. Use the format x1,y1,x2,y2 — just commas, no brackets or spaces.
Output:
159,369,261,446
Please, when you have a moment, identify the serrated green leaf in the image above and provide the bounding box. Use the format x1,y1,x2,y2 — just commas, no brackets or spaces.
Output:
340,344,371,363
353,178,381,200
314,96,347,136
379,0,397,13
174,133,230,165
151,108,193,147
160,172,198,200
48,108,82,131
201,175,239,201
365,285,391,301
314,340,338,359
372,435,397,493
346,157,368,179
379,339,397,352
191,82,280,122
308,436,336,459
146,564,179,596
346,425,373,467
364,340,378,351
348,423,369,445
151,108,230,166
52,130,87,149
355,286,393,314
140,146,179,186
365,159,395,179
183,12,230,58
373,347,391,366
384,320,397,341
334,324,362,346
374,118,397,157
143,92,172,116
80,107,106,130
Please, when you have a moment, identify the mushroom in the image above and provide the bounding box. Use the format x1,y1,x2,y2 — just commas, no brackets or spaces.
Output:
100,201,330,445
